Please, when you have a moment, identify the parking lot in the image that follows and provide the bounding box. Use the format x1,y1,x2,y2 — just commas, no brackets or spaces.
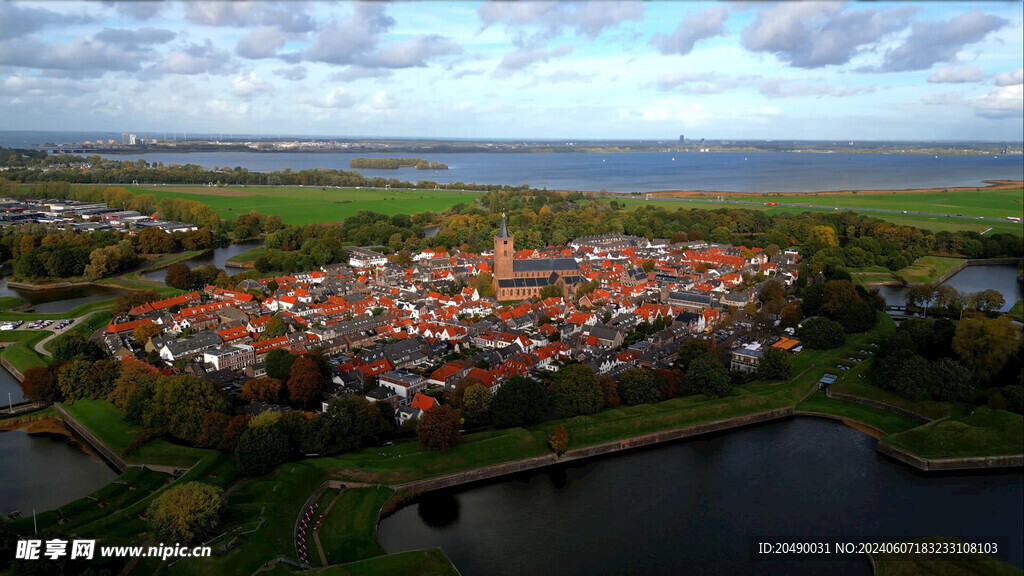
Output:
0,319,74,332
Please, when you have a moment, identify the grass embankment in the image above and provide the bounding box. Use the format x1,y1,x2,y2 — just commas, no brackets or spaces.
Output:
0,297,116,321
62,399,215,468
882,408,1024,460
128,185,483,226
829,377,957,421
870,537,1023,576
897,256,966,284
796,393,923,436
0,330,52,371
319,321,892,485
1009,299,1023,320
319,486,394,565
0,406,57,428
225,246,270,265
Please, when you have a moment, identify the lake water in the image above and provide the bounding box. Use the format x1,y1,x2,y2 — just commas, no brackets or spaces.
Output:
377,418,1023,576
141,240,264,282
0,365,24,403
101,151,1024,193
877,264,1022,311
0,428,118,513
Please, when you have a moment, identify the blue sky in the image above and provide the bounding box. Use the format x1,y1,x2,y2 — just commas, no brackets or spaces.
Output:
1,1,1021,141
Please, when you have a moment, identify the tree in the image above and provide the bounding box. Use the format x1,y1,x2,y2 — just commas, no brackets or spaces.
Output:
287,356,324,407
264,348,297,381
146,482,224,545
451,377,488,408
675,338,713,372
968,289,1005,313
550,364,604,417
906,283,937,316
241,377,283,404
417,404,462,450
798,317,846,349
145,375,231,444
756,348,793,380
108,360,159,415
461,384,492,427
164,262,192,289
549,424,570,456
616,368,666,406
780,302,803,328
539,284,563,299
490,375,549,428
953,316,1018,384
263,315,288,339
22,366,58,403
599,374,621,407
57,359,103,402
236,423,291,475
50,331,105,363
806,225,838,248
132,321,162,344
759,280,786,314
929,358,974,402
687,354,730,397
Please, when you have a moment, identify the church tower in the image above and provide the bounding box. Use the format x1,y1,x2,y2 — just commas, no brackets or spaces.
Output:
493,212,513,295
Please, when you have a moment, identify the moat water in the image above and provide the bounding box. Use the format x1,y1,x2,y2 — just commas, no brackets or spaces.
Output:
378,418,1023,576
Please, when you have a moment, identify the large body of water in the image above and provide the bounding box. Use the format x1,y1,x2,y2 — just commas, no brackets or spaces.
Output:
101,151,1024,193
876,264,1022,311
378,418,1024,576
0,429,117,513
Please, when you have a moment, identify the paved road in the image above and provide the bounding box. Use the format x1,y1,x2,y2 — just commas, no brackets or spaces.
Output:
32,316,86,357
618,195,1012,224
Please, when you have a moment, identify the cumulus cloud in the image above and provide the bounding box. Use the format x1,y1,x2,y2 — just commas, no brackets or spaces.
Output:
94,27,176,49
273,66,307,81
995,68,1023,87
329,67,393,81
655,72,876,98
231,70,274,98
757,77,876,98
971,85,1023,119
236,26,290,59
652,6,729,56
304,3,395,65
875,10,1007,72
655,71,746,94
0,3,93,41
0,75,100,97
742,2,915,68
311,87,357,108
927,67,985,84
478,1,644,39
103,1,166,21
0,35,148,72
151,40,233,75
494,41,573,77
368,35,463,69
184,2,264,27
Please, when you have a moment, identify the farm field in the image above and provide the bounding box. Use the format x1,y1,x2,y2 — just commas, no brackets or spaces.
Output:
128,185,482,225
611,189,1024,236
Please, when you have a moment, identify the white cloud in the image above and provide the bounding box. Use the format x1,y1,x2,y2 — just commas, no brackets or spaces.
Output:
995,68,1023,86
231,70,273,98
928,67,986,84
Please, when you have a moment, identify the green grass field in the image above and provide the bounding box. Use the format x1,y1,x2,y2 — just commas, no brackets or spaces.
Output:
882,407,1024,460
897,256,965,284
319,486,394,565
796,393,923,435
128,185,483,225
611,194,1024,235
62,399,214,467
0,330,52,371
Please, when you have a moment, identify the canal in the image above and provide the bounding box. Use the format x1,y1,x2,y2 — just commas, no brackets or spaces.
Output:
141,239,264,282
877,263,1022,311
378,418,1024,576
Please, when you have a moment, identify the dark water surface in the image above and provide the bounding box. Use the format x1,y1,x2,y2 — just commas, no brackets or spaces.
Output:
0,429,117,513
378,418,1023,576
141,240,264,282
100,151,1024,193
876,264,1022,311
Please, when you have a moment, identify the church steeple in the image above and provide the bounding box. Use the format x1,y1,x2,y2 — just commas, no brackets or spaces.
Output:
498,212,509,238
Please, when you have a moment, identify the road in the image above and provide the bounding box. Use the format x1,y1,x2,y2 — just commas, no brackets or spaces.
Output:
32,315,87,357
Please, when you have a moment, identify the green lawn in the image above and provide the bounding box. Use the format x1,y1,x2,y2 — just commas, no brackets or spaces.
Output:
1009,299,1023,319
128,185,483,225
896,256,965,284
319,486,394,565
611,196,1024,235
0,330,52,371
225,246,270,265
796,393,924,435
882,407,1024,460
766,188,1024,219
62,399,214,467
870,537,1023,576
829,377,955,421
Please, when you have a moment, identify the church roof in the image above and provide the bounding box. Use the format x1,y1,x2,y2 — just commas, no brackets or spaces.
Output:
499,212,509,238
512,258,580,273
